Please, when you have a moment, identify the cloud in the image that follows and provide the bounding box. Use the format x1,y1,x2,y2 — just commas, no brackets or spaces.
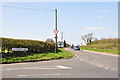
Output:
113,32,118,37
99,16,104,19
101,9,111,13
103,32,118,38
84,27,105,30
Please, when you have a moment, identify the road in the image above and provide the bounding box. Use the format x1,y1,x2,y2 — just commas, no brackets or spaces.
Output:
2,48,118,78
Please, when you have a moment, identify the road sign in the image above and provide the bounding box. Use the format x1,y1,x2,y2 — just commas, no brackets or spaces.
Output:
54,30,59,35
58,41,64,48
12,48,28,51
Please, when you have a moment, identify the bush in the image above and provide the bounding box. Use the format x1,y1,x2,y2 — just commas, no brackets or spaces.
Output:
1,48,74,63
1,37,55,58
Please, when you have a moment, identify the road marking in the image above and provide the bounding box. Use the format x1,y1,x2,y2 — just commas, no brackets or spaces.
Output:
105,67,109,69
83,50,118,57
2,65,72,71
19,73,71,77
79,59,118,72
19,75,27,77
2,67,58,71
56,65,72,69
19,74,61,77
43,74,61,76
2,67,58,70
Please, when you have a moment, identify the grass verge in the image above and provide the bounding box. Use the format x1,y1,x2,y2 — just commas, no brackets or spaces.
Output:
81,47,119,55
1,48,74,64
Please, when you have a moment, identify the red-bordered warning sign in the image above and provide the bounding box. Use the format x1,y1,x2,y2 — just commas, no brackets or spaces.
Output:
54,30,59,35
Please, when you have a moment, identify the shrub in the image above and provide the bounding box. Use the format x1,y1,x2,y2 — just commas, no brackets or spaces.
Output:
1,37,55,58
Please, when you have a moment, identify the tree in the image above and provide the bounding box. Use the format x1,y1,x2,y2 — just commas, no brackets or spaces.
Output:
71,44,74,48
64,40,66,47
46,38,54,42
66,43,70,47
81,33,94,45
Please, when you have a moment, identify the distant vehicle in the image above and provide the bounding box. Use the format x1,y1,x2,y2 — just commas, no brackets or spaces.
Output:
73,46,80,50
58,41,64,48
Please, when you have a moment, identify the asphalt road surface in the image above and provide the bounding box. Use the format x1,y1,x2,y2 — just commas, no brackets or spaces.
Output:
2,48,118,78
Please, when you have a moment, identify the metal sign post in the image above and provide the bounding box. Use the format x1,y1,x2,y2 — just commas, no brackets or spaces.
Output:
54,9,58,53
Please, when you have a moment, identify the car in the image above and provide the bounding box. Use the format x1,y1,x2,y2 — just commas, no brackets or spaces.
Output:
73,46,80,50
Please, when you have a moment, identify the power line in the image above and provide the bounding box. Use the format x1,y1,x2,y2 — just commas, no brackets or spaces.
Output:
2,5,18,9
7,2,41,8
7,2,53,11
1,4,53,12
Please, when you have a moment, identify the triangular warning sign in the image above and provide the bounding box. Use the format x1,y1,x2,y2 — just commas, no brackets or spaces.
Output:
54,30,59,35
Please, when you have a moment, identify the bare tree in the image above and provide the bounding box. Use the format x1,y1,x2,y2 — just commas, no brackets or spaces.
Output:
81,33,94,45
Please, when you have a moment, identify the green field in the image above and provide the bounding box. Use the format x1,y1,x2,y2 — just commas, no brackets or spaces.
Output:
80,38,119,55
2,48,74,64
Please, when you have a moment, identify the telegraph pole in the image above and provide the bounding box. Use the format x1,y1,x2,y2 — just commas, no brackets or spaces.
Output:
61,32,63,41
55,9,58,53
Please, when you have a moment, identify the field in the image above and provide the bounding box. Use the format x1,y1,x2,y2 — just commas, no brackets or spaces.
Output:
2,48,74,64
80,38,119,55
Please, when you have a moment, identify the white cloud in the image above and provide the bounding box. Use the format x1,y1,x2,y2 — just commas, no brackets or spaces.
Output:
101,9,111,13
113,32,118,37
99,16,104,19
103,32,118,38
84,27,105,30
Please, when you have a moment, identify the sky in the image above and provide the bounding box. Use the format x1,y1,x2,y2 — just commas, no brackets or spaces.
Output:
1,2,118,45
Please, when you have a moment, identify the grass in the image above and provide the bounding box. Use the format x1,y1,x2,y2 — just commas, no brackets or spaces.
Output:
1,48,74,64
80,38,119,55
81,47,119,55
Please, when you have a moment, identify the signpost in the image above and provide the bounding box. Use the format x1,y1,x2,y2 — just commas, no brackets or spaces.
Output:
58,41,64,48
12,48,28,51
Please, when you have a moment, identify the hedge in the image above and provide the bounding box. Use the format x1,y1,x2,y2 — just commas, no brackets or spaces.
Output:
0,37,55,58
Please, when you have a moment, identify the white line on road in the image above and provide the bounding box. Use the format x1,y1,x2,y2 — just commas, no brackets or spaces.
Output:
19,75,28,77
79,59,118,72
2,67,58,70
19,73,71,77
19,74,61,77
56,66,72,69
2,65,72,71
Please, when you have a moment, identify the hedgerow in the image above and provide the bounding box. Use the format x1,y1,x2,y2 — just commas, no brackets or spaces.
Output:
0,37,55,57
